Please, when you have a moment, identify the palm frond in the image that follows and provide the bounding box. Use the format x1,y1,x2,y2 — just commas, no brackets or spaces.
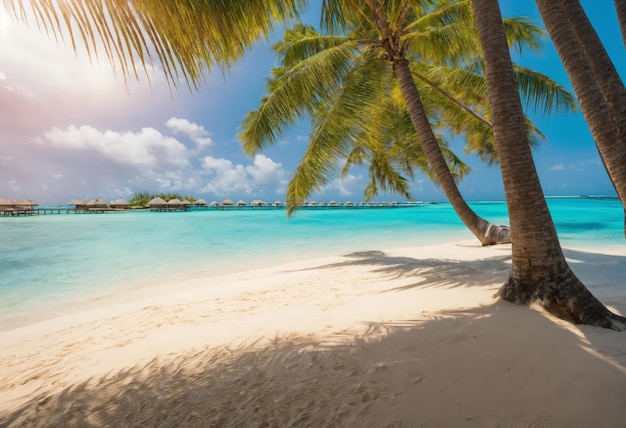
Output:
513,65,578,115
502,17,545,54
405,0,472,32
4,0,306,88
285,50,390,213
273,24,355,68
239,40,359,155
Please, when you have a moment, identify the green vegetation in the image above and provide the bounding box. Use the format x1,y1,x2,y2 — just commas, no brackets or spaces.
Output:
128,192,196,207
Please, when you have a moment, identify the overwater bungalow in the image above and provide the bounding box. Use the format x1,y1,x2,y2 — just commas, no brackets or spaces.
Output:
14,199,38,215
220,199,234,207
273,201,283,207
87,198,110,212
147,197,168,211
0,198,12,215
0,198,39,216
168,198,182,207
236,200,247,207
68,199,90,211
209,201,219,207
1,199,39,215
110,198,129,209
194,199,208,206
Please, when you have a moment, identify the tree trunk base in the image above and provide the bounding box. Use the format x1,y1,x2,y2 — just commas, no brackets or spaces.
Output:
497,271,626,330
478,224,511,246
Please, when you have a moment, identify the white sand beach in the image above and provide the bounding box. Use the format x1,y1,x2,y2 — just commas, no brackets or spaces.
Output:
1,240,625,427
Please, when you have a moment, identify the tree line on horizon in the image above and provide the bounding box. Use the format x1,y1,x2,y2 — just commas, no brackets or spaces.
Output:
4,0,625,328
128,192,197,207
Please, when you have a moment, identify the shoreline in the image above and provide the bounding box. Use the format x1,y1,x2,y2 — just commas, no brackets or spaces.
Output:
1,240,626,426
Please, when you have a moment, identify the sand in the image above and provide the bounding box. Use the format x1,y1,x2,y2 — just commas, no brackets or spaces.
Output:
1,240,625,427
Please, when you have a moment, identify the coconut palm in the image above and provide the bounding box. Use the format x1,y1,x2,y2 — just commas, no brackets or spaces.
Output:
534,0,626,236
470,0,625,328
240,3,573,246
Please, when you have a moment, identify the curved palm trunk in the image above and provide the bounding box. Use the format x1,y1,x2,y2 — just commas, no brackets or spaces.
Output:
471,0,624,328
535,0,626,237
394,59,510,246
561,0,626,150
615,0,626,49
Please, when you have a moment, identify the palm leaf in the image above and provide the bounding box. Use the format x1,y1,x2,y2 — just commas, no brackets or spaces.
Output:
239,39,359,154
285,49,390,213
4,0,306,88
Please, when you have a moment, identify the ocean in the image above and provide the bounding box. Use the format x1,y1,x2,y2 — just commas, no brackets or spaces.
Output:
0,197,623,330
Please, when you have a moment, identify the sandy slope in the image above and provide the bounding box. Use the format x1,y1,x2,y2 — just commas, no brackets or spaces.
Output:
1,241,625,427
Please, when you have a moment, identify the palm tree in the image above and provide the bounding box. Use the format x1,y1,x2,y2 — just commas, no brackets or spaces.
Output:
534,0,626,237
241,2,572,246
470,0,625,328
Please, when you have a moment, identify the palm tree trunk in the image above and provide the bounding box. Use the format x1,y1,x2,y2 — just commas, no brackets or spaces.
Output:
563,0,626,239
393,59,510,246
615,0,626,49
560,0,626,179
535,0,626,238
471,0,624,328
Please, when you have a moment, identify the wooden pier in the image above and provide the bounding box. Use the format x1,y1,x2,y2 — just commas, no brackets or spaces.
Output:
0,207,116,216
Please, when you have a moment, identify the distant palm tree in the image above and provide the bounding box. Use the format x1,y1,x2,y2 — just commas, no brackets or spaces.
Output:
471,0,625,328
241,2,573,246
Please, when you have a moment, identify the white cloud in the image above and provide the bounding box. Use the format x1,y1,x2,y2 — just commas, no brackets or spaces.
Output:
323,174,361,197
38,125,190,168
166,117,213,147
550,163,566,171
245,154,288,189
200,154,288,196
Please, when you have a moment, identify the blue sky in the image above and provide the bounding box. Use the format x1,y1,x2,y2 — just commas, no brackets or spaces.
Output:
0,1,624,205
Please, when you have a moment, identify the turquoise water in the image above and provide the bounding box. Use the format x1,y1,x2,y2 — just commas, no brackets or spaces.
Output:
0,198,623,330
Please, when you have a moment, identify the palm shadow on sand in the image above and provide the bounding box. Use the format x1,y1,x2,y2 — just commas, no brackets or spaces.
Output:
2,248,626,427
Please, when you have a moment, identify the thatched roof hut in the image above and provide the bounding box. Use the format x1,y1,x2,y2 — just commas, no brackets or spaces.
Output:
110,198,129,209
209,201,219,207
273,200,283,207
181,200,191,206
236,200,247,207
147,197,168,207
12,199,39,207
87,198,109,208
168,198,183,206
251,200,265,207
195,199,208,206
0,198,14,213
220,199,234,206
0,198,38,215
